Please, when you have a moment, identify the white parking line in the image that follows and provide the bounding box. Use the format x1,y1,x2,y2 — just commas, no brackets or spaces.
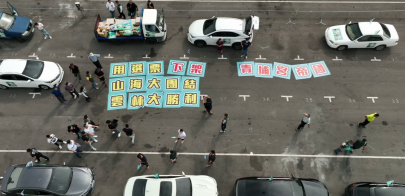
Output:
1,150,405,159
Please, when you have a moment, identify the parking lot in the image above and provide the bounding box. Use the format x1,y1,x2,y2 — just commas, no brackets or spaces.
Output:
1,0,405,195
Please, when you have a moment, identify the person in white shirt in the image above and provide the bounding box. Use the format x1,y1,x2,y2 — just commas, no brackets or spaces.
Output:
106,0,116,18
34,22,52,39
84,124,99,142
67,140,82,158
46,134,67,149
115,1,126,19
175,129,186,144
296,113,311,131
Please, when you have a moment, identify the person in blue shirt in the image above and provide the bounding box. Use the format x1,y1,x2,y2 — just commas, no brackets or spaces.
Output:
51,85,67,104
240,38,252,59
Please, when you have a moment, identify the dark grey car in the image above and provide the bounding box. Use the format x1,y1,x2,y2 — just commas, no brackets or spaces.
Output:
235,175,329,196
1,164,94,196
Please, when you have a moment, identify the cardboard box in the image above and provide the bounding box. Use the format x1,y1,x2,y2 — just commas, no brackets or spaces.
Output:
97,28,108,37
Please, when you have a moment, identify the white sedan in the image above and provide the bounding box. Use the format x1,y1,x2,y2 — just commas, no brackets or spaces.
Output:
188,15,259,50
123,172,218,196
0,59,64,90
325,21,399,51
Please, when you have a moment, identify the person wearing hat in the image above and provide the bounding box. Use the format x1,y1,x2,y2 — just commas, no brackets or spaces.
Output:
86,71,98,90
88,53,102,70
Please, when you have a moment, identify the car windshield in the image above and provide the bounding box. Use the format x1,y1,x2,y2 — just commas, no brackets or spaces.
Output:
176,178,192,196
203,18,216,35
379,23,391,38
0,12,15,30
346,23,363,40
236,179,304,196
244,16,252,35
155,12,165,31
22,60,44,79
47,168,72,194
6,167,23,190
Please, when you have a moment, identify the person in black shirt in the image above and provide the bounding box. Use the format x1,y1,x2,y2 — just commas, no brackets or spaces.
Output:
106,119,121,137
123,124,135,144
26,148,49,162
68,124,82,139
352,139,367,152
127,0,138,19
137,153,150,169
147,0,154,9
170,150,178,163
94,68,107,87
206,150,216,167
203,96,213,114
69,63,82,82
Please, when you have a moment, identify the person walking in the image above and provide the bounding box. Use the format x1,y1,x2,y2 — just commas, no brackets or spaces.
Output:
216,38,224,55
127,0,138,19
115,1,126,19
170,150,178,163
358,113,379,128
86,71,98,90
147,0,154,9
175,129,186,144
106,119,121,137
67,140,83,158
34,22,52,39
94,68,108,87
206,150,216,167
333,140,353,155
84,114,96,126
46,134,67,149
202,96,213,114
295,113,310,131
80,86,91,102
51,85,67,104
240,38,252,59
123,124,136,144
88,53,103,70
81,131,97,151
106,0,116,18
69,63,82,82
65,82,80,99
352,139,367,152
84,124,99,143
27,148,50,162
137,153,150,169
68,124,82,139
220,113,229,133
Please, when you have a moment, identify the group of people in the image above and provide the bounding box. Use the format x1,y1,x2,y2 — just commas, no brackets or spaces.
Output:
216,38,252,59
106,0,154,19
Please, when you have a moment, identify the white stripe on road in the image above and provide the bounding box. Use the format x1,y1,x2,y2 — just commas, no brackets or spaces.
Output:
2,150,405,160
89,0,405,4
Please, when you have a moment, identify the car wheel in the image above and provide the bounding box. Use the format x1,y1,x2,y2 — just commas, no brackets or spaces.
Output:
146,38,157,44
375,45,386,51
195,40,206,48
13,37,25,43
39,85,50,90
0,84,8,90
336,45,347,51
232,43,242,50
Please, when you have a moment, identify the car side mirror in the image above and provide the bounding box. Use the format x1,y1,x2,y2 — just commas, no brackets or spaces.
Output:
27,80,31,83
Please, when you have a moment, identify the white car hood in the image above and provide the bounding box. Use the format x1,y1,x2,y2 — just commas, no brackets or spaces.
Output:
37,61,60,81
190,177,218,196
188,19,206,36
327,25,350,42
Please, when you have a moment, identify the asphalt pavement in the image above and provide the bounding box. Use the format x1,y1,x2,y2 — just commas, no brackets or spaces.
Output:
1,0,405,196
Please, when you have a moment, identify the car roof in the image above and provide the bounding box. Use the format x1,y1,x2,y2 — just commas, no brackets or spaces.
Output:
358,22,383,35
17,166,52,189
215,17,243,31
0,59,28,74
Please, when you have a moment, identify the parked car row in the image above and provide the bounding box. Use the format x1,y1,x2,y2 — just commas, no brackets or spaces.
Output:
1,164,404,196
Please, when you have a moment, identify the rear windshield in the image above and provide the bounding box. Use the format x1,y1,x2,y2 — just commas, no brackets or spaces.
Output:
375,187,404,196
379,23,391,38
203,18,216,35
244,16,252,35
236,179,303,196
22,60,44,79
47,168,72,194
346,23,363,40
6,167,23,190
133,179,147,196
175,178,191,196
